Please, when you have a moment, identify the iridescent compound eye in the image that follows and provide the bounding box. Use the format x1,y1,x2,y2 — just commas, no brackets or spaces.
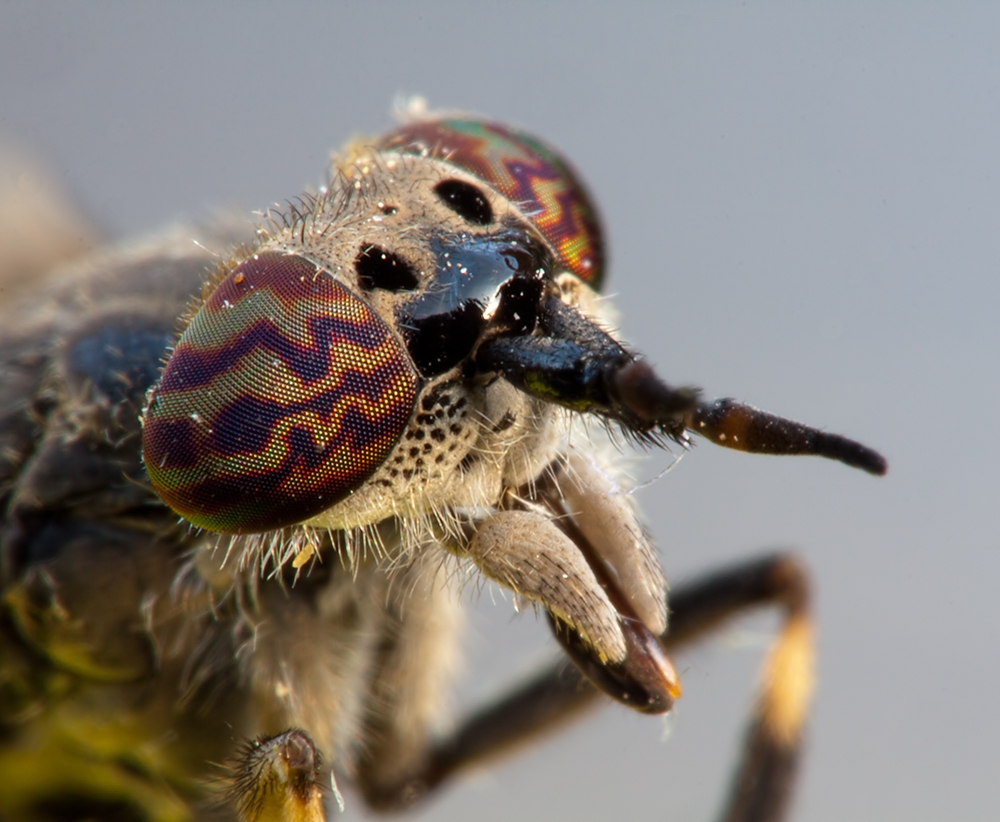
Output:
379,118,606,288
142,252,419,534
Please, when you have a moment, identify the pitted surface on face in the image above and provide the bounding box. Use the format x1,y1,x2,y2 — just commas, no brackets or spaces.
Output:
305,370,562,533
144,120,609,541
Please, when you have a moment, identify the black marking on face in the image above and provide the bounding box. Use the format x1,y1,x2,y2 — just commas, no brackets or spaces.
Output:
399,231,552,378
434,179,494,225
402,302,485,377
355,245,420,292
492,411,517,433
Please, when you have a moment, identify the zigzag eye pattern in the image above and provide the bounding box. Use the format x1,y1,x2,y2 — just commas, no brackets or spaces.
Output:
379,117,606,288
142,252,418,534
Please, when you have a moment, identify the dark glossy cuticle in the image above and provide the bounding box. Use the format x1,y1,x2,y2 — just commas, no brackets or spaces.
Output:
355,246,420,292
434,179,494,225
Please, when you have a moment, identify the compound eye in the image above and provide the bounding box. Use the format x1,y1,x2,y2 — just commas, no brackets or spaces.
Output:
380,119,605,285
142,252,419,534
434,179,494,225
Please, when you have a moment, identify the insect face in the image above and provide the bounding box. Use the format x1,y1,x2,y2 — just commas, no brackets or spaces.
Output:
139,115,884,725
0,112,886,822
139,118,695,724
142,118,607,537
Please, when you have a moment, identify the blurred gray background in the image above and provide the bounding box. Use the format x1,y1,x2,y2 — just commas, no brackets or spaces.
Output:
1,3,996,820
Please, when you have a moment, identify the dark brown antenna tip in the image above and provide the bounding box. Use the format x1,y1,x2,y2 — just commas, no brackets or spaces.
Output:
690,399,888,475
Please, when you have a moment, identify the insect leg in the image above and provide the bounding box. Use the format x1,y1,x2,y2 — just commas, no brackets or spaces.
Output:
229,730,328,822
353,550,466,810
663,554,812,822
357,553,811,822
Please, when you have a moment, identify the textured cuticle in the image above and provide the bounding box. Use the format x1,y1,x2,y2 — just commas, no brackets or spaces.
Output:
143,252,418,534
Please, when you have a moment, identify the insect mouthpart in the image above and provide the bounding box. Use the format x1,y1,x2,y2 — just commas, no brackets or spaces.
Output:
545,522,683,714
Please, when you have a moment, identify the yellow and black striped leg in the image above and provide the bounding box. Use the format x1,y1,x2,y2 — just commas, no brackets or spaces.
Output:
664,554,812,822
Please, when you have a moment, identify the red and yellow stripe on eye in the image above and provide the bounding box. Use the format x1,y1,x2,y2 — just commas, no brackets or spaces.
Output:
379,118,606,289
142,252,418,534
